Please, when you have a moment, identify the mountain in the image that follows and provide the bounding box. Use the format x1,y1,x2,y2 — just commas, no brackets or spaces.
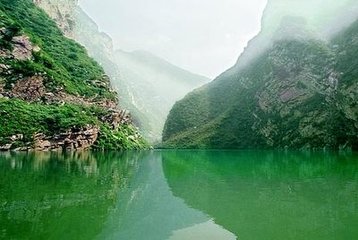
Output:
0,0,147,151
39,2,210,143
114,50,209,142
163,0,358,150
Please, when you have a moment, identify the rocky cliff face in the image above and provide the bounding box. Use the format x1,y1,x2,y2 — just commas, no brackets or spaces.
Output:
33,0,78,38
0,0,147,151
163,0,358,150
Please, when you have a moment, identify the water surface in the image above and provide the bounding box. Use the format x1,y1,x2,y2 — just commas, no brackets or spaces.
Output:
0,150,357,239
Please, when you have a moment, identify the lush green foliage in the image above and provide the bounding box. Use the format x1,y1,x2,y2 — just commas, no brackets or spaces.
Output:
95,124,149,150
0,0,148,150
163,21,358,150
0,99,147,149
0,0,115,99
0,99,94,143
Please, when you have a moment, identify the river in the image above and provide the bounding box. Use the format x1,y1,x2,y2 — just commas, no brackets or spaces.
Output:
0,150,357,239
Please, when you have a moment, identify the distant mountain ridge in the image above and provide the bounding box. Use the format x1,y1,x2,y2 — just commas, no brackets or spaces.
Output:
123,50,209,87
114,49,210,142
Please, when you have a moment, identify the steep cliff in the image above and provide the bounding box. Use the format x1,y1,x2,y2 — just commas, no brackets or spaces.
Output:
0,0,147,151
163,0,358,150
33,0,78,38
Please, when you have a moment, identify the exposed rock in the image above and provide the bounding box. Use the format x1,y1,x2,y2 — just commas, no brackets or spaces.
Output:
11,35,34,60
0,26,39,61
0,64,10,74
0,144,12,151
0,49,9,58
0,78,5,93
101,110,132,129
33,125,99,151
9,134,23,142
279,88,305,103
1,73,117,105
33,0,79,38
11,76,46,101
0,134,24,151
13,147,31,151
40,89,118,108
33,45,41,53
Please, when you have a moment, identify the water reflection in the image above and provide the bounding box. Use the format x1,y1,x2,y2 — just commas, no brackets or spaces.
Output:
0,151,233,240
1,150,357,240
169,220,236,240
0,151,142,240
97,151,233,240
162,150,358,240
4,152,97,175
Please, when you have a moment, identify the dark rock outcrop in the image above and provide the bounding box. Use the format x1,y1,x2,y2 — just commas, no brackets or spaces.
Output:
0,126,99,152
11,76,46,101
11,35,39,60
101,110,132,129
0,134,24,151
33,125,99,151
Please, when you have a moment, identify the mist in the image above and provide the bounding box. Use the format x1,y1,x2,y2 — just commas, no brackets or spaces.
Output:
262,0,358,37
79,0,267,78
231,0,358,71
0,1,357,238
76,0,357,143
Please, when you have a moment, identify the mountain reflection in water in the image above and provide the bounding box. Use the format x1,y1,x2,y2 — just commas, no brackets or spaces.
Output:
1,150,357,240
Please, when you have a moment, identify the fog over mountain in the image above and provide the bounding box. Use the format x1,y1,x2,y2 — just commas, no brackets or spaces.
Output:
162,0,358,150
234,0,358,70
79,0,267,78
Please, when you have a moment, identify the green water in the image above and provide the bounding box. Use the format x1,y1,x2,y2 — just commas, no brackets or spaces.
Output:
0,150,357,240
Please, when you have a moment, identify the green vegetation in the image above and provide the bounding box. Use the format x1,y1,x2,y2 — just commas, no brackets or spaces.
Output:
163,20,358,150
0,99,147,149
0,0,148,150
95,124,149,150
0,0,115,99
0,99,95,143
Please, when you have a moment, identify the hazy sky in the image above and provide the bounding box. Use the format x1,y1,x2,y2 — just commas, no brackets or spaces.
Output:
79,0,267,78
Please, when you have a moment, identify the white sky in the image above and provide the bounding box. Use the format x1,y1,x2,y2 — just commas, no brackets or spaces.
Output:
79,0,268,78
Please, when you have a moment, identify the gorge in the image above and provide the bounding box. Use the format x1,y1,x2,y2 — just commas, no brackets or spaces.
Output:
0,0,357,239
36,0,209,143
2,0,356,150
